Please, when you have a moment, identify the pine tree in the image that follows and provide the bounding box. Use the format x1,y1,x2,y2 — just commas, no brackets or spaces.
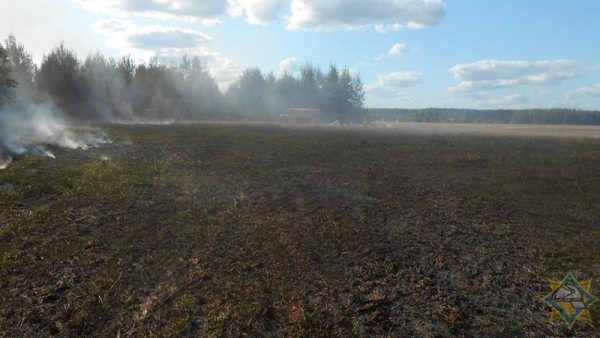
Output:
0,43,16,107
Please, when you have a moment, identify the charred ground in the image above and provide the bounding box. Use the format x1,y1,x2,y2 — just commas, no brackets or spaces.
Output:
0,124,599,336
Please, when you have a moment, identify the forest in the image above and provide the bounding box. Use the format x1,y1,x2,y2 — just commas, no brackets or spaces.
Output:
366,108,600,125
2,34,600,128
0,35,365,124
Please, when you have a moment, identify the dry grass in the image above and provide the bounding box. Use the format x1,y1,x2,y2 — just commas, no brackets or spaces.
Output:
0,123,599,336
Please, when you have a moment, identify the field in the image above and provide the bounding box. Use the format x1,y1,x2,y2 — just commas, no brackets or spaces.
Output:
1,123,599,336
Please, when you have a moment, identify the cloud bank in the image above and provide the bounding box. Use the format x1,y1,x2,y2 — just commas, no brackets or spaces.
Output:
367,71,423,98
449,59,580,96
229,0,288,25
77,0,446,32
287,0,445,31
569,83,600,98
76,0,227,23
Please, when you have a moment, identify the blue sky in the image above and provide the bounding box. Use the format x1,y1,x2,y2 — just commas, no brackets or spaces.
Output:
2,0,600,109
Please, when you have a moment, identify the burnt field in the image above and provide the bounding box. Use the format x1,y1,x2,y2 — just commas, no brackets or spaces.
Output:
1,123,599,336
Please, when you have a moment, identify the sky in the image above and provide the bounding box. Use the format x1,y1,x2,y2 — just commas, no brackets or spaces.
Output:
1,0,600,109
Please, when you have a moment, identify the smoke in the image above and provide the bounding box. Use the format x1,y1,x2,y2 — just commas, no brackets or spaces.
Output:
0,102,110,169
0,36,113,170
0,156,11,169
0,35,366,171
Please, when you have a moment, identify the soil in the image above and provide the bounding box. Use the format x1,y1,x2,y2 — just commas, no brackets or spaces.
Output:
0,123,599,337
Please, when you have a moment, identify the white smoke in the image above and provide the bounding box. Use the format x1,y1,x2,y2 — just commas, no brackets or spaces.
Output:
0,102,110,169
0,156,11,169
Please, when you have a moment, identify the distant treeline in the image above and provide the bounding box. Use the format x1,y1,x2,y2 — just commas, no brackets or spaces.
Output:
366,108,600,125
0,35,364,123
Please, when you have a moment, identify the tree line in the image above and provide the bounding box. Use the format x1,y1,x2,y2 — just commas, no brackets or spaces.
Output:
366,108,600,125
4,35,600,126
0,35,365,123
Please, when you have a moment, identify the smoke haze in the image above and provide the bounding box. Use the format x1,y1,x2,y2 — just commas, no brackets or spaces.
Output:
0,102,110,156
0,35,365,171
0,36,113,169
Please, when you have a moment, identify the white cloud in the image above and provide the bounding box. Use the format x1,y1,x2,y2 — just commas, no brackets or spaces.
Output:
449,59,580,96
127,29,210,49
374,21,427,33
78,0,288,25
279,57,303,74
93,19,241,88
75,0,227,23
374,23,404,33
366,71,423,98
228,0,288,25
94,19,212,55
568,83,600,98
378,71,423,87
287,0,446,32
389,43,408,56
76,0,446,31
376,42,408,60
204,52,244,89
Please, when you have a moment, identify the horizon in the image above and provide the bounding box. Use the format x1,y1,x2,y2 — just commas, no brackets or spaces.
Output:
1,0,600,110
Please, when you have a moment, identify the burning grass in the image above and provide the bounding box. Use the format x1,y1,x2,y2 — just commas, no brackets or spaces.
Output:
0,123,599,336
